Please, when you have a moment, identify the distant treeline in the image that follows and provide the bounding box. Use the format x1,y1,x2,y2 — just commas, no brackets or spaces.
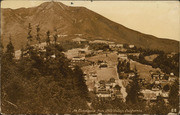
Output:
128,51,179,76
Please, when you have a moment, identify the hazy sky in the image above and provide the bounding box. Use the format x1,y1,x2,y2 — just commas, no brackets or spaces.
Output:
1,0,180,41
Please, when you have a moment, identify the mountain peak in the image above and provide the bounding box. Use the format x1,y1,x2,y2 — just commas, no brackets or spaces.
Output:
1,1,179,52
38,1,68,10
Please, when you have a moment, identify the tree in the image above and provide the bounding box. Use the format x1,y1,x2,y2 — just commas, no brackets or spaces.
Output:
6,36,15,62
0,40,4,50
53,29,58,45
114,85,121,91
123,43,129,49
36,25,41,44
0,40,4,58
73,66,89,100
163,84,170,92
126,70,141,104
168,80,179,110
27,23,33,45
150,96,170,114
1,24,91,114
126,60,130,72
20,45,24,58
164,75,169,80
46,31,51,45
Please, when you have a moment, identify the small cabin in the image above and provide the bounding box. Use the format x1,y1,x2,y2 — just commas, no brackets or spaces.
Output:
72,37,87,44
72,56,85,62
129,45,135,48
99,62,108,68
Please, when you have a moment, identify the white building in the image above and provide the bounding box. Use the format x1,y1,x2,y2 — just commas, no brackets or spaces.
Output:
129,45,135,48
15,50,21,60
72,37,87,44
116,44,124,48
89,40,109,44
118,53,128,60
96,92,111,98
141,89,162,101
109,44,116,48
72,56,85,62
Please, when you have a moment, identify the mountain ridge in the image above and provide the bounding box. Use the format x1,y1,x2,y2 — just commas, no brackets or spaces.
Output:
1,2,179,52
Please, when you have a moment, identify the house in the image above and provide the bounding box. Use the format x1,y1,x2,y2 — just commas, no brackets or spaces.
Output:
113,85,121,91
72,56,85,62
161,92,169,98
150,71,165,82
109,78,116,87
68,65,75,70
118,48,127,52
113,85,123,98
118,53,128,60
97,50,103,54
154,81,160,84
109,44,116,48
51,54,56,58
72,37,87,44
89,40,109,44
98,80,106,87
105,79,116,89
15,42,49,60
96,90,111,98
141,89,161,101
105,83,112,90
78,50,86,57
167,52,176,58
95,78,123,99
78,50,86,54
129,45,135,48
116,44,124,48
33,42,47,50
115,91,123,98
151,74,160,81
168,76,176,82
74,34,83,36
109,44,124,50
65,47,92,58
58,34,68,37
107,41,115,44
89,72,97,80
96,83,106,94
152,84,161,91
99,62,108,68
91,72,97,77
128,72,135,78
141,89,170,102
15,50,21,60
127,53,140,58
170,73,174,76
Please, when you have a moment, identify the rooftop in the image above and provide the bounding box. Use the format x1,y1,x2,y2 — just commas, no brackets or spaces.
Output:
72,37,87,42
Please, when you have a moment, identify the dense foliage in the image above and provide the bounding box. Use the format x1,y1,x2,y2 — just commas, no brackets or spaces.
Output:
59,41,86,51
126,69,142,104
168,80,179,111
153,54,179,76
117,60,131,79
1,41,89,114
89,43,109,51
128,52,179,76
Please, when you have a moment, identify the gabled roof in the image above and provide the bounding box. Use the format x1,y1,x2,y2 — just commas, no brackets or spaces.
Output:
72,37,87,42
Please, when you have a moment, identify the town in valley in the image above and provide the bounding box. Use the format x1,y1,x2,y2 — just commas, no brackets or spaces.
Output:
11,32,179,114
1,1,179,114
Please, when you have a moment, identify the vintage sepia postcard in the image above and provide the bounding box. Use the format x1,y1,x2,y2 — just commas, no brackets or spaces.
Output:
1,0,179,114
